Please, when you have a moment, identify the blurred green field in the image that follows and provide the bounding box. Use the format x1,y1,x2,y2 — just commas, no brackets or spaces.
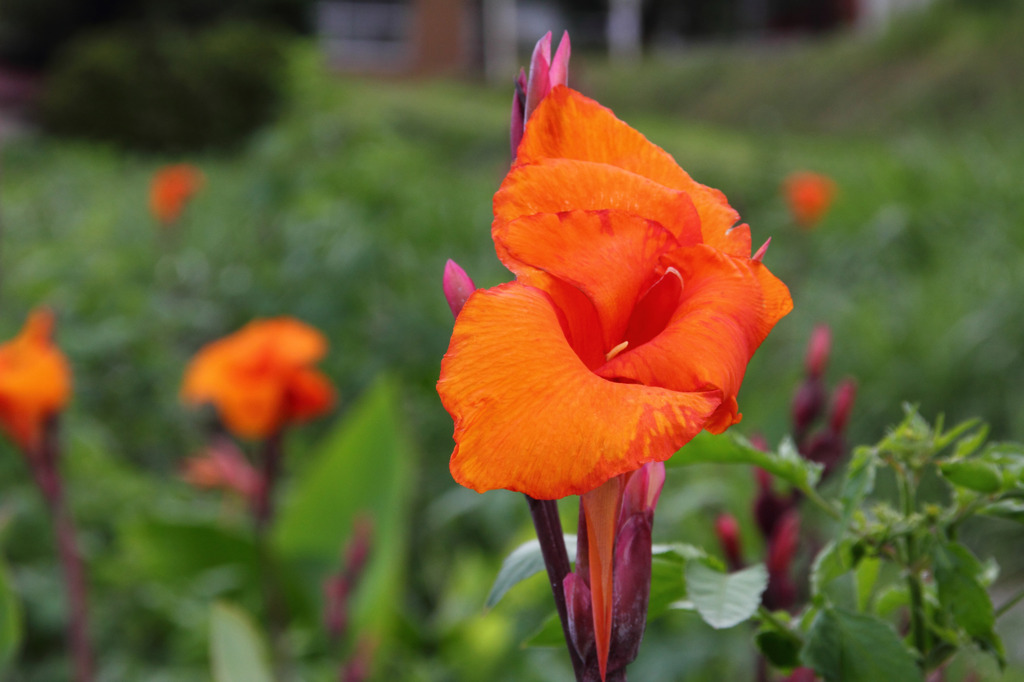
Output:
2,2,1024,679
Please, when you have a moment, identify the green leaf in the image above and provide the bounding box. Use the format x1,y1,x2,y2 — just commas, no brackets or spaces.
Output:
854,557,882,612
685,561,768,629
810,540,854,599
274,376,413,638
522,612,564,648
839,447,876,531
209,602,273,682
979,499,1024,524
756,627,802,669
938,459,1002,493
0,559,22,671
486,535,577,609
669,432,822,495
931,541,1002,660
952,423,989,458
801,606,922,682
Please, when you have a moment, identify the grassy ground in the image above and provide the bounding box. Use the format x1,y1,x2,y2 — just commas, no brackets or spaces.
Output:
2,1,1024,679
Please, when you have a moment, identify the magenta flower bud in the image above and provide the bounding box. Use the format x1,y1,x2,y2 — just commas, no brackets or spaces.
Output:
512,31,571,160
510,68,527,158
754,468,794,541
442,259,475,318
791,377,826,438
829,378,857,434
715,513,743,571
802,429,845,479
764,511,800,611
563,572,595,665
785,669,818,682
806,324,831,378
608,512,652,673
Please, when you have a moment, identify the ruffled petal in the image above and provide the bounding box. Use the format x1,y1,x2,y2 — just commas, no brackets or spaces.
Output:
517,86,750,257
438,282,722,499
597,245,792,432
286,368,336,422
494,158,701,246
496,210,679,352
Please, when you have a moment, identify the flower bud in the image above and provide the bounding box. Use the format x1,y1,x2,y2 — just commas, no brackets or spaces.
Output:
715,513,743,571
829,378,857,434
511,31,571,159
753,468,794,541
806,324,831,379
764,510,800,611
442,259,475,318
791,377,826,438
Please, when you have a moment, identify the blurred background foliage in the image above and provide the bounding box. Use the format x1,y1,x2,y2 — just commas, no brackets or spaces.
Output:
2,0,1024,679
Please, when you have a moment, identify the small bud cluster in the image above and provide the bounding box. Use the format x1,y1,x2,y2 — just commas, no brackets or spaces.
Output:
715,324,857,616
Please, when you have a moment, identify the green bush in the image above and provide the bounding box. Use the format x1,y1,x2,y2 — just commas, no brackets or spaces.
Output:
39,24,288,153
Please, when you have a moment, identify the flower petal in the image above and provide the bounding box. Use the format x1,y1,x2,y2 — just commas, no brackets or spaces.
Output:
496,210,679,353
438,282,722,499
516,86,750,257
494,158,702,246
597,245,792,432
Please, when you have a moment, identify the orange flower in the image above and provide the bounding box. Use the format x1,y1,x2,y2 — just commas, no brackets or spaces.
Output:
181,318,335,439
149,164,204,225
437,87,792,500
0,309,72,454
783,171,836,228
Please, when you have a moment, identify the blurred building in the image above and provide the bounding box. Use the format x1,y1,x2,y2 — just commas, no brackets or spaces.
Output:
315,0,939,77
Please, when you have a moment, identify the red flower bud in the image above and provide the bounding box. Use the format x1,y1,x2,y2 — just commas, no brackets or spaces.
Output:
806,324,831,378
829,378,857,434
764,511,800,611
792,377,826,438
715,513,743,571
442,259,475,318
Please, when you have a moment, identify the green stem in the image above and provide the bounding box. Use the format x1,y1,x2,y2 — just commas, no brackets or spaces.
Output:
995,586,1024,619
802,486,841,521
896,466,928,662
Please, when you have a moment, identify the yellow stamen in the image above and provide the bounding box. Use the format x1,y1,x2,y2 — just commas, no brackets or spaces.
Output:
605,340,629,362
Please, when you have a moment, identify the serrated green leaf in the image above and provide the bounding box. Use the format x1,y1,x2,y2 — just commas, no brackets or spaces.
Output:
669,432,822,495
485,535,577,609
0,559,22,671
810,540,854,598
685,562,767,629
209,602,273,682
938,459,1002,493
839,448,876,532
931,541,1001,659
801,606,922,682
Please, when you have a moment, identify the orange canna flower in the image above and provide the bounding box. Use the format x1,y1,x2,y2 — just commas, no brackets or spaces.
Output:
437,86,793,501
0,309,72,454
149,163,204,225
783,171,836,229
182,318,335,440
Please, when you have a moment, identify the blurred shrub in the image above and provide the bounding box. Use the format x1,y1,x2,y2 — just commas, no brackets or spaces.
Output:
0,0,312,70
38,24,288,152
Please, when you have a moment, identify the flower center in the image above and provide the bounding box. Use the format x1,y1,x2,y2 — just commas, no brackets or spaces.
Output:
617,267,683,355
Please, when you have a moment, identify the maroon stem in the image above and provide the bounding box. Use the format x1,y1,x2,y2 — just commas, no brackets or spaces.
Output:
524,495,586,681
33,419,94,682
254,431,284,532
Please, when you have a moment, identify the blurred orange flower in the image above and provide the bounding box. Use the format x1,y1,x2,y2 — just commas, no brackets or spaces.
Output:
182,318,335,439
149,164,204,225
0,309,72,453
438,87,792,500
783,171,836,228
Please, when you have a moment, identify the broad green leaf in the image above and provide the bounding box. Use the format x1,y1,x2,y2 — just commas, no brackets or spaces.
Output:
685,562,767,629
931,541,1002,662
801,606,922,682
979,499,1024,524
670,432,822,495
209,602,273,682
121,519,259,587
0,559,22,671
274,376,413,638
486,535,577,609
938,459,1002,493
873,584,909,618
